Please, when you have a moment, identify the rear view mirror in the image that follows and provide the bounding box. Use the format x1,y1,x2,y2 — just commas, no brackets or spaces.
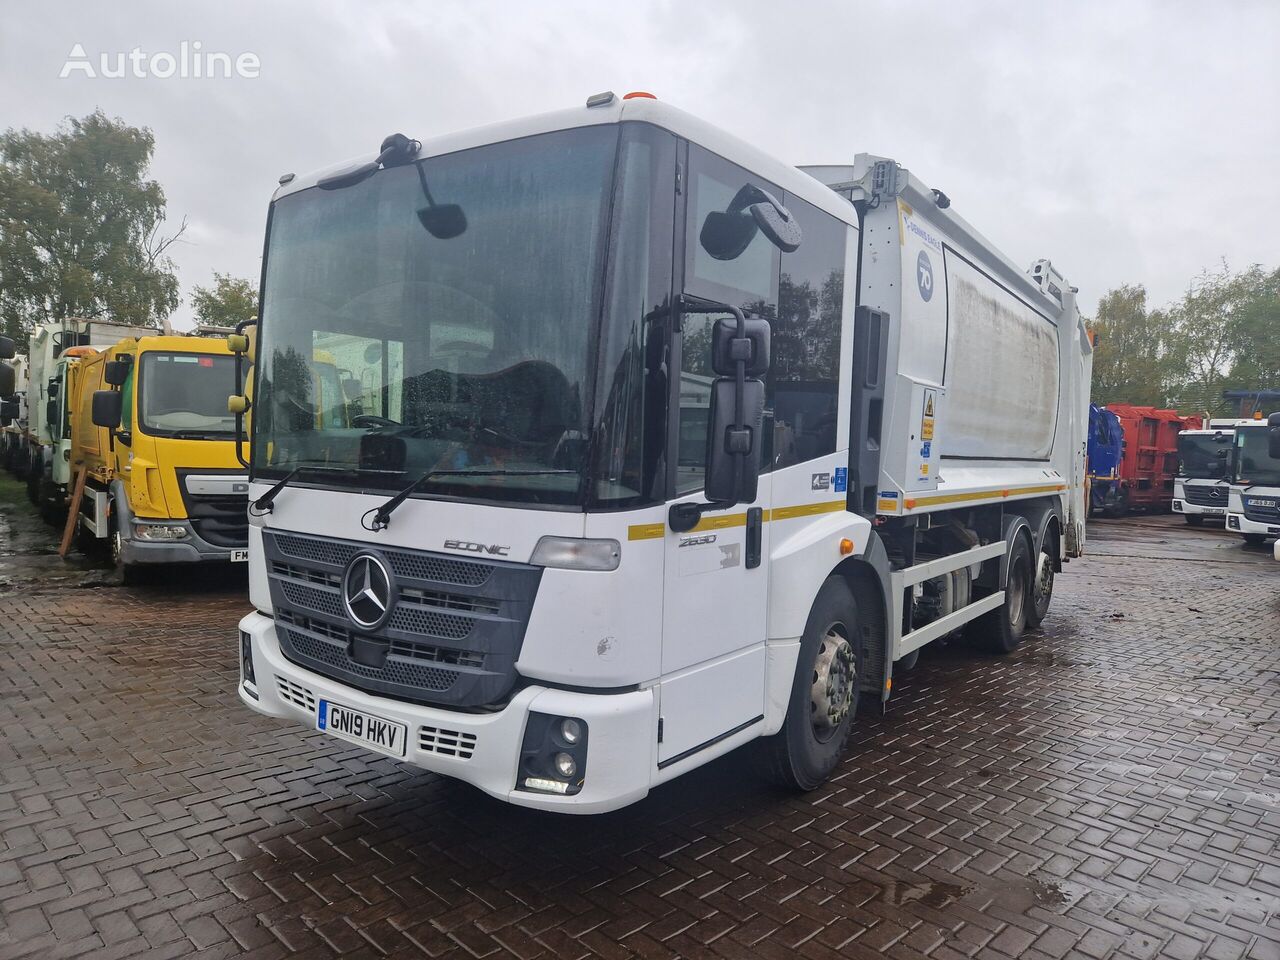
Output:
1269,412,1280,460
0,335,14,360
699,184,802,261
711,315,771,377
91,389,123,429
46,399,58,428
342,378,363,400
1,397,17,424
703,378,765,504
47,378,59,399
418,204,467,240
0,361,14,398
103,358,131,386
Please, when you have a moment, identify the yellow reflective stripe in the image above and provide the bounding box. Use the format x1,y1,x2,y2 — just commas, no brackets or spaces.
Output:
903,483,1067,510
627,523,666,541
769,499,846,521
625,498,848,540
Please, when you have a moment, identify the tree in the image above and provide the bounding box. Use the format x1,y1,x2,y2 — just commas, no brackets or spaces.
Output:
1221,265,1280,399
0,109,183,340
1089,284,1180,407
190,272,257,328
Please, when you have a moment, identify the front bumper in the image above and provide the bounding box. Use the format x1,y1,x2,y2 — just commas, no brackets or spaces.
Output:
1172,499,1227,517
121,518,246,565
1227,512,1280,537
238,611,656,814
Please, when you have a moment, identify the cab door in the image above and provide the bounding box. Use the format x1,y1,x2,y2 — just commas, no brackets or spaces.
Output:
657,144,780,765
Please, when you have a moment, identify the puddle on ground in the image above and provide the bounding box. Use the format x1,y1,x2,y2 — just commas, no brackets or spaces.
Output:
876,879,972,909
0,483,110,591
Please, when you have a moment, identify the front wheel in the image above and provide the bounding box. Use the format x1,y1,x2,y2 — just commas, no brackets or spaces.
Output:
762,576,863,791
969,534,1032,654
1185,515,1205,526
1106,488,1129,519
1243,533,1267,546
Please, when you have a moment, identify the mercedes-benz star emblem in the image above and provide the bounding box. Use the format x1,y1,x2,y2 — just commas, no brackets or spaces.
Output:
1209,487,1222,499
342,554,394,630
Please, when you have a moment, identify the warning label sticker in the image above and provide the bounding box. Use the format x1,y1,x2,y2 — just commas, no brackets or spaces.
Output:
920,388,936,442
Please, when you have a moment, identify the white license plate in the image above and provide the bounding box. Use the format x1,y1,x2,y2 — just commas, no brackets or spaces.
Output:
229,549,249,563
1250,500,1276,508
317,700,407,757
1201,508,1225,516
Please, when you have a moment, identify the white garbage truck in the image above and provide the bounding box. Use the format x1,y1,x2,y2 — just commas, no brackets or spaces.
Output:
233,94,1092,812
1227,414,1280,545
1172,418,1253,525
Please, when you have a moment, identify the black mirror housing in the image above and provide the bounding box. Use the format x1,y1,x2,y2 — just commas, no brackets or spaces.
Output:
0,335,15,360
1268,412,1280,460
704,378,765,504
711,315,771,378
103,358,131,386
1,397,18,422
47,379,59,399
91,389,123,429
0,361,15,398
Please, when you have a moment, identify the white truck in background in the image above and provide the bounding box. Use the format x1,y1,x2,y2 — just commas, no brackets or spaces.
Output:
232,94,1092,812
1172,418,1253,524
23,318,146,519
1228,413,1280,546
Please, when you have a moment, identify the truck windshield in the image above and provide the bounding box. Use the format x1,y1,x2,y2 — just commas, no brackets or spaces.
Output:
1234,427,1280,487
138,352,238,439
253,123,673,508
1177,433,1230,479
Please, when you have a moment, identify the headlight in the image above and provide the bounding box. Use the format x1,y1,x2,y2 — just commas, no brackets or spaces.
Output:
530,536,620,571
134,523,189,541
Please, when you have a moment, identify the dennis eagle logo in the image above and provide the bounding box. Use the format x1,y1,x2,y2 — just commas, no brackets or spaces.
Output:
342,554,395,630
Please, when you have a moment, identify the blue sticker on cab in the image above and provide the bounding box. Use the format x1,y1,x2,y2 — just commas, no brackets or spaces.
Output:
833,467,847,492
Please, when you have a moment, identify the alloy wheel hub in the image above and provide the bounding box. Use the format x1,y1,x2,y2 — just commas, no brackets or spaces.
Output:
811,628,856,734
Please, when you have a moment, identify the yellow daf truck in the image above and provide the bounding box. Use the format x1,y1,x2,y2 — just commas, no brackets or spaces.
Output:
72,334,249,580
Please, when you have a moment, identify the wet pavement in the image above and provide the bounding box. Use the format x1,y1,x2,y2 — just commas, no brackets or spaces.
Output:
1,502,1279,960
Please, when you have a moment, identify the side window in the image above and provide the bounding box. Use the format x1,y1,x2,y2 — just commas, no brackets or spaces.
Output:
677,146,780,494
769,196,846,469
120,364,134,432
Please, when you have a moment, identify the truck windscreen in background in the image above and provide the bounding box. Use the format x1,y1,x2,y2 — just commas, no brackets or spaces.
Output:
253,123,677,508
1177,433,1229,480
1234,428,1280,487
137,352,239,439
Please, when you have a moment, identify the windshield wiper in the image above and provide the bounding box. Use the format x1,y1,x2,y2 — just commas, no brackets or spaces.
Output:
250,464,354,515
364,468,575,532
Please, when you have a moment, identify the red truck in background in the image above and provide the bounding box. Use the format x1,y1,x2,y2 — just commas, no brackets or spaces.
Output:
1102,404,1203,514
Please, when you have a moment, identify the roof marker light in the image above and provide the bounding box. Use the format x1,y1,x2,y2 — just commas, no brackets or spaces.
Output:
586,91,615,107
623,91,656,100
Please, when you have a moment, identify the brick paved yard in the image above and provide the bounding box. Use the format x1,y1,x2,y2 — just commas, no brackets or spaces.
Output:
2,507,1279,960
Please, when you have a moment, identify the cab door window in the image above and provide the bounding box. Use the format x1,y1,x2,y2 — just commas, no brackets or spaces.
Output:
676,145,779,494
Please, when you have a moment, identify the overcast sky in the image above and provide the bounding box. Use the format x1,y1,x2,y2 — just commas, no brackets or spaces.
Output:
3,0,1277,327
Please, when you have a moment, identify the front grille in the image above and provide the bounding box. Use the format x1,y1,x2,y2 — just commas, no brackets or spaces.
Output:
419,726,477,760
187,495,248,547
1182,484,1228,507
273,534,492,586
275,675,316,712
264,530,541,709
1243,498,1280,525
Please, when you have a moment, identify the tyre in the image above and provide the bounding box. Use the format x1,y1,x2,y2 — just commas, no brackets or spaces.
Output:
762,576,864,791
1243,533,1267,546
111,525,141,586
26,455,39,504
1027,536,1055,628
969,533,1031,654
897,649,920,672
1185,515,1205,526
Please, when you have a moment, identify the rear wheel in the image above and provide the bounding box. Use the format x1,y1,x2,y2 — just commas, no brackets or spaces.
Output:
969,534,1031,654
1027,536,1056,628
1185,515,1205,526
762,576,863,791
1106,488,1128,519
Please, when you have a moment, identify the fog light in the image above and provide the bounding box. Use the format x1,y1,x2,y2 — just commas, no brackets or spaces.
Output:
554,752,577,779
518,713,588,796
239,630,258,698
560,718,582,745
